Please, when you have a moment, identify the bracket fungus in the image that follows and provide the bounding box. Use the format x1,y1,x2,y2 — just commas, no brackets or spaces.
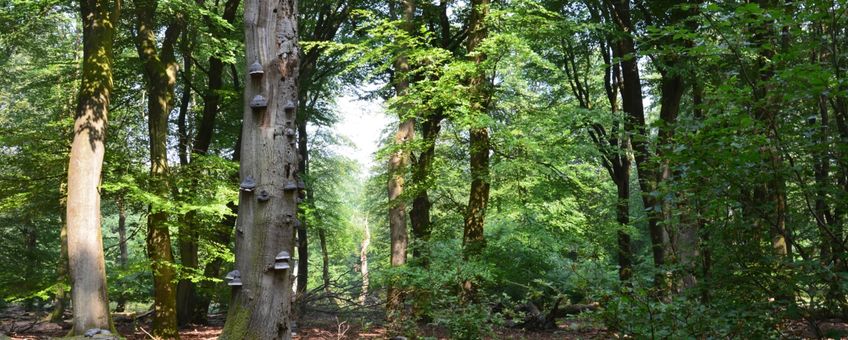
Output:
248,60,264,76
274,251,291,270
240,176,257,192
250,95,268,109
225,270,242,286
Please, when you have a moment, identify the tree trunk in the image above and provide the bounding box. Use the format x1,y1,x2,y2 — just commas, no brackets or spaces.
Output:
133,0,183,334
386,0,415,327
409,112,443,265
605,0,667,291
753,0,790,258
219,0,300,336
65,0,119,333
175,44,199,326
359,217,371,305
319,228,331,293
194,70,243,324
115,196,128,312
47,207,69,322
462,0,490,301
295,115,309,313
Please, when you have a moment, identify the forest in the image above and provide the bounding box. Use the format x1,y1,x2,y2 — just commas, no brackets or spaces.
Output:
1,0,847,338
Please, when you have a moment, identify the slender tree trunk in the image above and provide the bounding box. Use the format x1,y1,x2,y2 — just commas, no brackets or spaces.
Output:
48,207,69,322
605,0,667,291
115,196,128,312
596,33,632,284
319,228,331,293
133,0,183,333
386,0,415,327
462,0,490,301
359,217,371,305
65,0,119,332
409,112,443,265
194,69,243,324
614,167,632,282
219,0,300,336
181,0,242,324
753,0,790,258
175,42,200,326
295,115,309,312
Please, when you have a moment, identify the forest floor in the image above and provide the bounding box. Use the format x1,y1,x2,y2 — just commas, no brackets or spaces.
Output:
0,305,609,339
0,305,841,339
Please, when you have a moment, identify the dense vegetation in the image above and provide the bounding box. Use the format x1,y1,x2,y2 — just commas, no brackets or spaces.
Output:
1,0,848,338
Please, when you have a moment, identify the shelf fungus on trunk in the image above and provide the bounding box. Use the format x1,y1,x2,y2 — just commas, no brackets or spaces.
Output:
257,189,271,202
240,175,257,192
284,180,298,191
248,60,264,77
250,94,268,109
225,270,242,286
274,251,291,270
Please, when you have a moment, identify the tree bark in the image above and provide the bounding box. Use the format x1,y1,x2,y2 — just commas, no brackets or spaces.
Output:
175,42,199,326
386,0,415,327
133,0,183,335
65,0,119,333
219,0,300,336
605,0,669,291
409,112,443,265
461,0,491,303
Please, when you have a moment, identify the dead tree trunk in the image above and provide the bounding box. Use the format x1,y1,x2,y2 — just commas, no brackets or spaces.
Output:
219,0,300,336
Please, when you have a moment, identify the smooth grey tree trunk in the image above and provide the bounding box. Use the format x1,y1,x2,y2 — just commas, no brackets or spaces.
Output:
65,0,118,333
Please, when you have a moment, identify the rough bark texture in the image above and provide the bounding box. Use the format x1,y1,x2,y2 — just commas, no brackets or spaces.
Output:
219,0,300,336
462,0,490,301
133,0,182,334
65,0,119,333
386,0,415,327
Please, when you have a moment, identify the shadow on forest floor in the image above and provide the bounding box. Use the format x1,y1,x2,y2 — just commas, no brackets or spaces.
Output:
1,304,842,339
